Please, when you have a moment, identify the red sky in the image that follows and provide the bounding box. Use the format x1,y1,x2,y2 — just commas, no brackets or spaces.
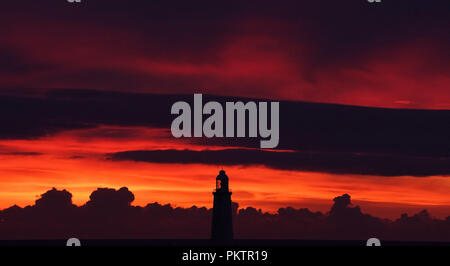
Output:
1,1,449,109
0,1,449,220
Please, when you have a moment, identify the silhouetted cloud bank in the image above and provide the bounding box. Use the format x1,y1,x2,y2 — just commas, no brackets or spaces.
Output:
0,188,449,241
2,90,449,177
109,149,450,177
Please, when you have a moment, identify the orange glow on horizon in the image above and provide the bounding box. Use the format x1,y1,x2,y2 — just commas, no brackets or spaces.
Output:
0,126,449,219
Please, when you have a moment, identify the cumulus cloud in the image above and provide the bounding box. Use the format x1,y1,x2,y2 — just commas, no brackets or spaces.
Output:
0,187,449,242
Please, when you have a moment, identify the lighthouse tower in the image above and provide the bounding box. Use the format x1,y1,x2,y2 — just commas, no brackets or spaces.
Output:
211,170,233,242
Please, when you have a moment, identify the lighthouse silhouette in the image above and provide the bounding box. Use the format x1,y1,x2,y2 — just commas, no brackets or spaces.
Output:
211,170,233,242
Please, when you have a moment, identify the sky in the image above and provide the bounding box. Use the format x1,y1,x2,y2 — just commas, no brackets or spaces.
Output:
0,0,449,219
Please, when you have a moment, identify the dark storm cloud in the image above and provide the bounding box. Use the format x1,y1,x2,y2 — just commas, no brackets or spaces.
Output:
108,149,450,177
0,90,175,139
3,0,448,54
191,99,450,158
1,89,450,159
0,94,90,139
0,47,54,75
0,152,42,156
1,0,449,108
